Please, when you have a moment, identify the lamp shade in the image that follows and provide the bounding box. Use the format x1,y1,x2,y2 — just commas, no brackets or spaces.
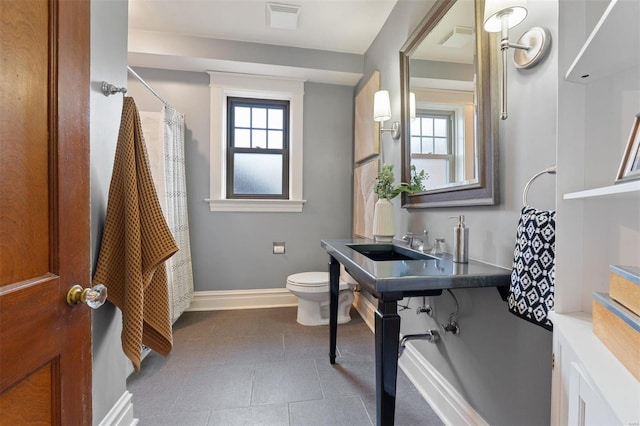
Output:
483,0,527,32
373,90,391,122
409,92,416,120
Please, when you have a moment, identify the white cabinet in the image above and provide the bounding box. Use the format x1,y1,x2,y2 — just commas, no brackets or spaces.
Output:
553,0,640,424
568,363,617,426
550,312,637,425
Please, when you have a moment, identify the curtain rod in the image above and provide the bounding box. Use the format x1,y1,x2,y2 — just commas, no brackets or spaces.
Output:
126,66,173,109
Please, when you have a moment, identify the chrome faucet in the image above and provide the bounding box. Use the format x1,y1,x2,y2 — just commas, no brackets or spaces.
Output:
402,230,428,251
430,238,445,255
402,232,416,247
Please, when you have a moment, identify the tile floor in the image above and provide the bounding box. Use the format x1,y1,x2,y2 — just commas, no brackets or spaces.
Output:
127,306,444,426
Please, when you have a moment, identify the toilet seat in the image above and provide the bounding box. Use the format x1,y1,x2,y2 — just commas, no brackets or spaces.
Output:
286,272,353,292
287,272,327,287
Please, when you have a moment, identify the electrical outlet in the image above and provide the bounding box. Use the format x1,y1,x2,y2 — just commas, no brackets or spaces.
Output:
273,242,285,254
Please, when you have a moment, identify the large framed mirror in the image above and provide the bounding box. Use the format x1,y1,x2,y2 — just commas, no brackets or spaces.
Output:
400,0,498,208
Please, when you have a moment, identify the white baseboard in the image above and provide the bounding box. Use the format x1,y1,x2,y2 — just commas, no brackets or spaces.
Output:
399,343,488,426
353,291,376,332
186,288,298,311
352,294,487,426
98,390,138,426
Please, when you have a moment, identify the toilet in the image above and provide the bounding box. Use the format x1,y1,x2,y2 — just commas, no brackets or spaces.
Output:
286,266,357,326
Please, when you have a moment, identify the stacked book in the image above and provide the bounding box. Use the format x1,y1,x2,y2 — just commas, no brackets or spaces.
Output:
592,265,640,381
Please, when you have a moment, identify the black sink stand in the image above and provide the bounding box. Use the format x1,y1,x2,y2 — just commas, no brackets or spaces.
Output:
328,256,402,426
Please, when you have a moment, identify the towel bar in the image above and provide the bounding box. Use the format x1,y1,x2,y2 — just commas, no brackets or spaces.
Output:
101,81,127,97
523,166,557,206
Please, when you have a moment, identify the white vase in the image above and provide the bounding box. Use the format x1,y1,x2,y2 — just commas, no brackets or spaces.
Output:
372,198,395,242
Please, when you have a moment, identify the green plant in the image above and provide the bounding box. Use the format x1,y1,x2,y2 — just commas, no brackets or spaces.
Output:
373,163,427,200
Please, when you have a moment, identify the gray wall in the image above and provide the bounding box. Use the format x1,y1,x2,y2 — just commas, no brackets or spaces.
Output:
360,1,557,424
90,0,130,423
127,69,354,291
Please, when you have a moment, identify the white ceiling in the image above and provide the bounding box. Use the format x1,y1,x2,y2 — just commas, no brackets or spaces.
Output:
414,0,475,63
128,0,398,55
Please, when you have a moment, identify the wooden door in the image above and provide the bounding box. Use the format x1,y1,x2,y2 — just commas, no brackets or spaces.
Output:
0,0,91,424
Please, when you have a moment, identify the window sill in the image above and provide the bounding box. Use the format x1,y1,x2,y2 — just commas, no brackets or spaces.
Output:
205,198,307,212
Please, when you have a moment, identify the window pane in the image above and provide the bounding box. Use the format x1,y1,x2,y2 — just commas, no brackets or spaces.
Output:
412,158,450,188
268,109,283,129
422,137,434,153
422,118,433,136
434,138,448,154
252,108,267,128
233,153,282,195
410,137,421,154
410,121,418,137
268,130,283,149
252,129,266,148
235,106,251,127
434,118,447,137
234,128,250,147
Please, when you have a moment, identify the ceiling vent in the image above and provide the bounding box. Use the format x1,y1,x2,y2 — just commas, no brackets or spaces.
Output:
439,26,474,48
266,2,301,30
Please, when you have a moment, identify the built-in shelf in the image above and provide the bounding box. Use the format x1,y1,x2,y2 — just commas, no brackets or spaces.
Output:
563,180,640,200
565,0,640,83
555,1,640,424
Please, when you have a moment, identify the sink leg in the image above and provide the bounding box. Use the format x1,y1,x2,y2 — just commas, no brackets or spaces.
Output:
375,298,401,426
329,256,339,364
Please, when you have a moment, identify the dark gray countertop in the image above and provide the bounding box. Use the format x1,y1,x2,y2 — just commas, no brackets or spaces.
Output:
321,239,511,296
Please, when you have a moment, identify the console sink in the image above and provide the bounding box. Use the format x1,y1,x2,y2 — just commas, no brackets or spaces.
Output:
347,243,435,261
323,239,511,295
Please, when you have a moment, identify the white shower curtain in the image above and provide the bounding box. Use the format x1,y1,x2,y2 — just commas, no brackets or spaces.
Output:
139,106,194,323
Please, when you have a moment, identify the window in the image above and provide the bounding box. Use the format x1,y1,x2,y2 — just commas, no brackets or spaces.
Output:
410,111,455,188
207,72,305,212
227,97,289,199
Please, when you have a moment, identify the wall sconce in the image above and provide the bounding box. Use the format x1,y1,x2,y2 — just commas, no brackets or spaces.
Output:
410,92,416,121
373,90,400,140
483,0,551,120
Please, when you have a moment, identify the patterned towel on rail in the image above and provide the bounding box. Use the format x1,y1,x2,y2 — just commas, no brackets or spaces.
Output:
508,205,556,331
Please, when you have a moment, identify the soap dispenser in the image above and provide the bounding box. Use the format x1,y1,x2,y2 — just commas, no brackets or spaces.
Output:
449,215,468,263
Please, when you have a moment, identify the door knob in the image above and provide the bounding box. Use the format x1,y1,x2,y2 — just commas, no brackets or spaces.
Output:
66,284,107,309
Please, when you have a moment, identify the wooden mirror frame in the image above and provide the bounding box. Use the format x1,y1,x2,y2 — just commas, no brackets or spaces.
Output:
400,0,499,208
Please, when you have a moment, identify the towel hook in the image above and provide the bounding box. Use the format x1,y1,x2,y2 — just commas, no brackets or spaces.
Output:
101,81,127,97
523,166,557,206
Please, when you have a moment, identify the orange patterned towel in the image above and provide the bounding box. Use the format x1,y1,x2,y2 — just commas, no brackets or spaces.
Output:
93,97,178,372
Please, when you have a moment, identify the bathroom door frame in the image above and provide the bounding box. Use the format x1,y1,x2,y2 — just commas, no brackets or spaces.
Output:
0,0,92,423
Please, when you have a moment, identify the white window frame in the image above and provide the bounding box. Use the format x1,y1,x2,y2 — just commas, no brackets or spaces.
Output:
206,72,306,212
413,101,467,182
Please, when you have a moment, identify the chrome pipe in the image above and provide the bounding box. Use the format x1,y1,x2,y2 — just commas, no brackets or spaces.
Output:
398,330,440,357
